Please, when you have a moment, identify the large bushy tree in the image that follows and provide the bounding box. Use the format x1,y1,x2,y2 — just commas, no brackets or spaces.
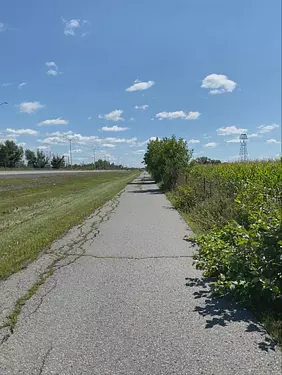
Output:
144,136,192,189
51,155,65,169
0,140,24,168
25,149,49,168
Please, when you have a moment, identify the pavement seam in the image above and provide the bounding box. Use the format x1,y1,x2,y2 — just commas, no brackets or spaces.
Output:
65,254,194,260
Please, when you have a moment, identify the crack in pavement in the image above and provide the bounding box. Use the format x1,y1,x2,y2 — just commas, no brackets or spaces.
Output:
0,192,123,345
38,345,53,375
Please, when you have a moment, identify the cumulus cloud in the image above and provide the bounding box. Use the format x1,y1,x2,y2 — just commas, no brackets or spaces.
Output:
6,128,39,136
201,74,237,94
187,139,200,144
100,125,129,132
156,111,200,120
135,105,149,110
126,80,155,92
266,139,281,144
38,117,69,126
99,110,124,122
217,126,247,136
204,142,217,148
37,130,137,146
20,101,44,114
2,83,13,87
257,124,279,134
61,18,90,37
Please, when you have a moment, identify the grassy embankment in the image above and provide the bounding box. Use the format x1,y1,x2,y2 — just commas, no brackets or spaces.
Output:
168,160,282,344
0,171,138,279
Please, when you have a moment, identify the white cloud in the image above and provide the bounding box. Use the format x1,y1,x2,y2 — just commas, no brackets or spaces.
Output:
81,32,90,38
133,149,145,155
129,117,135,121
137,136,157,147
100,125,129,132
47,70,58,76
17,142,26,147
88,116,92,120
266,139,281,144
217,126,247,136
72,148,83,153
20,101,44,114
38,117,69,126
201,74,237,94
6,128,39,136
45,61,60,76
257,124,279,134
99,110,124,122
62,18,80,36
226,138,240,143
126,80,155,92
103,137,137,145
135,105,149,110
187,139,200,144
45,61,56,67
0,22,6,32
62,18,90,37
18,82,27,89
156,110,200,120
102,144,116,148
2,83,13,87
204,142,217,148
37,130,137,146
37,145,50,150
248,133,260,138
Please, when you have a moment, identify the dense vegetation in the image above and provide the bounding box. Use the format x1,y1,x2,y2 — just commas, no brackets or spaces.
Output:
144,136,282,343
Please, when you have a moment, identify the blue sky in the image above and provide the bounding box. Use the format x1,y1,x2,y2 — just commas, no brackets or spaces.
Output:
0,0,281,166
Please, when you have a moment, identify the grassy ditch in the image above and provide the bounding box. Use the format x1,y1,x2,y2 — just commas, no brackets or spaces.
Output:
169,160,282,344
0,171,138,279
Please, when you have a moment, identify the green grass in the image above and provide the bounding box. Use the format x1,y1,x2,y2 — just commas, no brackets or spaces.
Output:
0,172,138,279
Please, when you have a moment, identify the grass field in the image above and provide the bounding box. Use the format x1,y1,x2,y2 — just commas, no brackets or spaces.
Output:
0,171,138,279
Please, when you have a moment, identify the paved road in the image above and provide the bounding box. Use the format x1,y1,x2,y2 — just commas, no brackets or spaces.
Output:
0,170,129,178
0,174,281,374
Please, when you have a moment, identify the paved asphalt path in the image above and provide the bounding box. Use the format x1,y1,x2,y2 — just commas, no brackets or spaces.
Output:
0,174,281,374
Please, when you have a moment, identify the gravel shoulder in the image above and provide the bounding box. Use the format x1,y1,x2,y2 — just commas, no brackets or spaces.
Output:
0,173,281,374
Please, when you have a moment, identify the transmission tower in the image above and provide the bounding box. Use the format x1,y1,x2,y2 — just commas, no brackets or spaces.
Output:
239,134,248,162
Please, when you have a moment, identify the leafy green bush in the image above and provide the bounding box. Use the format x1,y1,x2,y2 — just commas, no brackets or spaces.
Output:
143,136,192,189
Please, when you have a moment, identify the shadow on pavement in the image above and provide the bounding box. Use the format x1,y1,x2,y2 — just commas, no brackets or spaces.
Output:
185,277,278,352
127,181,156,186
128,188,163,194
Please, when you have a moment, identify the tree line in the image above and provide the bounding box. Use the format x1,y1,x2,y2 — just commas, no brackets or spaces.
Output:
0,140,126,170
143,136,221,189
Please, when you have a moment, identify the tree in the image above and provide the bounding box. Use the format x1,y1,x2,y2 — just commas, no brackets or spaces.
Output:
25,149,49,168
25,149,37,168
51,155,65,169
190,157,221,166
0,140,23,168
144,135,192,189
